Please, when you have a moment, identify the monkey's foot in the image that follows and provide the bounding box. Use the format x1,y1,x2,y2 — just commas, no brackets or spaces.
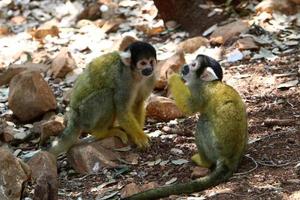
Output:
132,132,150,149
191,153,212,168
107,129,129,144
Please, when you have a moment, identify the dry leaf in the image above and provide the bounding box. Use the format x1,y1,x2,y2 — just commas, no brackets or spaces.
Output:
29,26,59,42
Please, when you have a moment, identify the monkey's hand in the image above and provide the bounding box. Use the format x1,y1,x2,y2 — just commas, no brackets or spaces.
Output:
168,74,194,115
118,112,150,148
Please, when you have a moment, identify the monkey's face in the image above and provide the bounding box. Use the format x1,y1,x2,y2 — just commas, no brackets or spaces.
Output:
121,41,157,78
181,54,223,85
136,57,157,77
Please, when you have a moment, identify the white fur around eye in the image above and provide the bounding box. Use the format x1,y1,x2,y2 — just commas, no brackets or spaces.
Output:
190,61,198,71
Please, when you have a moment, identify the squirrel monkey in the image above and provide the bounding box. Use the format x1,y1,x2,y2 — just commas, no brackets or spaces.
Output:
125,55,248,200
48,41,157,157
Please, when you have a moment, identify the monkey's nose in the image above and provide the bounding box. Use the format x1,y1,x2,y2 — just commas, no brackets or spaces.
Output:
182,65,189,76
141,67,153,76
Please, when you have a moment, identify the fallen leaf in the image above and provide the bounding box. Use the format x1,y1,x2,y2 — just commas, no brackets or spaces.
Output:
171,159,189,165
277,80,298,89
165,177,177,185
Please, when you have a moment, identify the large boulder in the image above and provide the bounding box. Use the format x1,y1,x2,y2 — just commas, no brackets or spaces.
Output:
153,0,227,36
8,71,57,122
0,147,31,200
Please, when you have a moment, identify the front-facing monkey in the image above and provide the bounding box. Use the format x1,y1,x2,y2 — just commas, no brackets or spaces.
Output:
48,41,157,157
125,55,247,200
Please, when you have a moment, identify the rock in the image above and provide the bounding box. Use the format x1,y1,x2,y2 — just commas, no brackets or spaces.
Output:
210,20,249,45
295,162,300,176
177,36,209,53
289,191,300,200
236,37,259,50
49,48,76,79
121,183,141,198
97,136,127,149
146,95,184,121
155,52,186,90
255,0,298,15
67,139,121,174
27,151,58,200
40,116,65,145
0,63,49,86
77,2,102,21
0,147,31,200
191,166,210,179
116,35,138,51
153,0,227,36
289,0,300,4
8,71,57,122
0,120,14,143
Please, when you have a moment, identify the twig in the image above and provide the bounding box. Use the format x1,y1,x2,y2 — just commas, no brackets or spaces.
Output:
234,154,258,176
263,118,300,127
256,159,291,167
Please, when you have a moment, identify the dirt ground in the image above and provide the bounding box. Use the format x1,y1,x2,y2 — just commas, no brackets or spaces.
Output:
54,51,300,200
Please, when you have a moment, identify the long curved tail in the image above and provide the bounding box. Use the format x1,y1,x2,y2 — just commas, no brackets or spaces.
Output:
48,110,81,157
124,161,233,200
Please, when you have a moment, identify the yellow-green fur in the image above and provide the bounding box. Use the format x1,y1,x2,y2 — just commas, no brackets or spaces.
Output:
48,50,156,157
125,74,247,200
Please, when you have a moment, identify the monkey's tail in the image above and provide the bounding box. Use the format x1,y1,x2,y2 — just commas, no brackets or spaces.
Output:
47,111,81,157
124,160,233,200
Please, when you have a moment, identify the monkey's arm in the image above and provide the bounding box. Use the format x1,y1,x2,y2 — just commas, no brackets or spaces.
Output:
133,101,146,127
169,74,197,115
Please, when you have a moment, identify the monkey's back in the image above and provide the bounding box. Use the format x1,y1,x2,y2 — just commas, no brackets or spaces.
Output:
200,81,248,168
69,52,122,109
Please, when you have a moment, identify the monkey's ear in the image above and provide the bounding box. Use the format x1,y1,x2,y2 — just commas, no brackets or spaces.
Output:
120,50,131,66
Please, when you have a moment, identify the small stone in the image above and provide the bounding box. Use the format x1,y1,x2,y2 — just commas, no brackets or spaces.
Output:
289,191,300,200
155,52,186,90
146,95,184,121
67,139,121,174
0,120,14,143
0,63,49,87
255,0,298,14
49,48,76,78
191,166,210,179
40,116,65,145
27,151,58,200
237,37,259,50
295,162,300,176
210,20,249,45
96,136,127,149
120,183,141,198
177,36,209,53
8,71,57,122
170,148,183,155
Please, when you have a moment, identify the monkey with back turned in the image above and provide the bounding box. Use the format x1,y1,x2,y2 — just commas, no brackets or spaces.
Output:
125,55,248,200
48,41,157,157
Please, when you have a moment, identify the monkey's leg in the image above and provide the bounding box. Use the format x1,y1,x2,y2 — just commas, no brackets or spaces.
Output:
118,112,149,148
133,101,146,127
192,116,216,168
169,74,195,115
93,127,129,144
48,110,81,157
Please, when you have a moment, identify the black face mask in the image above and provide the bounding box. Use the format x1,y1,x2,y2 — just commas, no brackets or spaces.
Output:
181,64,189,76
141,67,153,76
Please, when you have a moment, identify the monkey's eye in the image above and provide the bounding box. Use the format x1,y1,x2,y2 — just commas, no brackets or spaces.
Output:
140,61,147,66
191,62,197,68
150,58,156,66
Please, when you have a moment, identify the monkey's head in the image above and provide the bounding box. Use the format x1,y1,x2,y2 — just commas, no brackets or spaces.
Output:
181,54,223,85
121,41,157,78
